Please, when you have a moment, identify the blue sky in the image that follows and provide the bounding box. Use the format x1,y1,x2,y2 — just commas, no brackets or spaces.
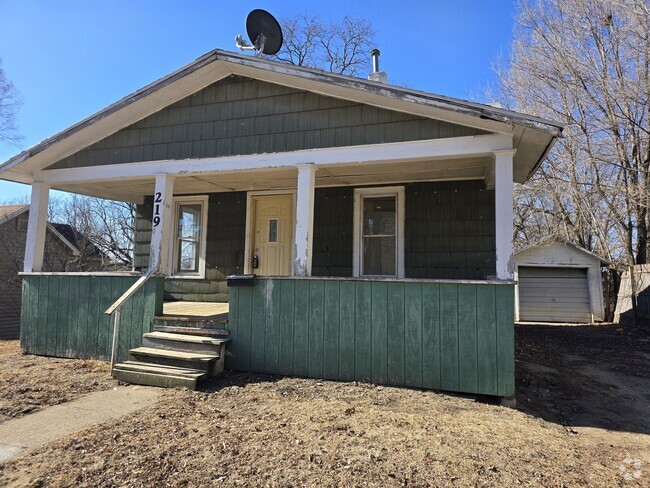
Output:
0,0,516,200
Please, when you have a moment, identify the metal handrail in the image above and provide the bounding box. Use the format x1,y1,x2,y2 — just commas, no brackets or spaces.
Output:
105,268,157,369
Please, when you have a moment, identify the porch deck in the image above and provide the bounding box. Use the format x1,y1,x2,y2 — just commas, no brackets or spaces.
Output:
161,301,229,321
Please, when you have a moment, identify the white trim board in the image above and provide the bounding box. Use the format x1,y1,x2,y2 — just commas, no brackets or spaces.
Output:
36,134,514,185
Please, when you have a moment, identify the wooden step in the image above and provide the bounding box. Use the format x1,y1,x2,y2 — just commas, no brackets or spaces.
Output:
115,360,207,378
152,316,228,329
113,362,205,390
129,347,218,373
142,332,229,355
153,325,230,337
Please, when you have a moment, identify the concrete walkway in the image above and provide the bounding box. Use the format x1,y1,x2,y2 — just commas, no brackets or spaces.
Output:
0,386,162,463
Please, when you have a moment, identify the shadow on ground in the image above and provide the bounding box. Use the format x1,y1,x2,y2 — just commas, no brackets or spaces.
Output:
515,322,650,435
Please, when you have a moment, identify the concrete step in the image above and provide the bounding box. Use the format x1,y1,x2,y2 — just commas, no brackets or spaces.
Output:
129,347,218,373
113,363,204,390
142,332,229,355
153,325,230,337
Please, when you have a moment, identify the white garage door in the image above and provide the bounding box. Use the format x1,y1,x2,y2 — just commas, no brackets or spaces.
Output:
518,267,592,323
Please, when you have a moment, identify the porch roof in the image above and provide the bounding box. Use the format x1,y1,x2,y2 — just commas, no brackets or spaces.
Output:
0,49,563,194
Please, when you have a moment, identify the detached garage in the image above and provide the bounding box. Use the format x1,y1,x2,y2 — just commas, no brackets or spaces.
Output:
514,241,609,323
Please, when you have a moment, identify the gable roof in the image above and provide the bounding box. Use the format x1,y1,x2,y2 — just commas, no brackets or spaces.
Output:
0,204,29,225
515,239,611,266
0,204,81,255
0,49,563,185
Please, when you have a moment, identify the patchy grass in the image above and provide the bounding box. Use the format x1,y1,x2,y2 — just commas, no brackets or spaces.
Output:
0,341,116,422
0,325,649,487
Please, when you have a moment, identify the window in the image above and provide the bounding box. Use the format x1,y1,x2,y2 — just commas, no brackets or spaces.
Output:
353,187,405,278
17,218,28,233
172,197,208,277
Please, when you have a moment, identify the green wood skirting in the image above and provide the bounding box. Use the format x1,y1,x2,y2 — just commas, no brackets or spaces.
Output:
20,275,164,362
227,278,514,397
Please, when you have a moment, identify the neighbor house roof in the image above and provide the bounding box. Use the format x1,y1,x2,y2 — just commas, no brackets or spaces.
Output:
515,239,611,266
50,223,103,258
0,49,563,186
0,204,81,256
0,204,29,225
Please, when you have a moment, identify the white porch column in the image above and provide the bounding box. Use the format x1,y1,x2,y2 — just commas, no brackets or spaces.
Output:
150,174,175,275
24,182,50,272
494,150,515,280
294,164,316,276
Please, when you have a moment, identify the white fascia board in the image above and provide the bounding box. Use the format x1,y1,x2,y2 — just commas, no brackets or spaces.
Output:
37,134,514,185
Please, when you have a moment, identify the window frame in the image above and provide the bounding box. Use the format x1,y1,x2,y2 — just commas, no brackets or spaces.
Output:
353,186,405,278
170,195,209,279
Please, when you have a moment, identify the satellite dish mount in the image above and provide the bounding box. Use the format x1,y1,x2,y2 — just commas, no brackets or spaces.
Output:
235,9,283,56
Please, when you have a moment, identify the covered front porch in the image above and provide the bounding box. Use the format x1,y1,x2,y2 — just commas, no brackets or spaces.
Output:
18,134,517,398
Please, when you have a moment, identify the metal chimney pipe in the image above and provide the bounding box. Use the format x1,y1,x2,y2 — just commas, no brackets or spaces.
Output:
371,48,380,73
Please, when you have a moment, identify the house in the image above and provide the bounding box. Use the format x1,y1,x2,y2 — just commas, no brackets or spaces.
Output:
514,241,610,323
0,50,562,401
0,205,82,339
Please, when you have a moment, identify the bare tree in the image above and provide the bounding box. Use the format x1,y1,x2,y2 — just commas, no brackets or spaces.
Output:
490,1,649,257
489,0,650,320
50,195,136,269
0,59,22,146
272,15,376,77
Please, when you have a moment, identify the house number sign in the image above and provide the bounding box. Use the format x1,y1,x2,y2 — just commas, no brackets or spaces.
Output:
153,192,163,227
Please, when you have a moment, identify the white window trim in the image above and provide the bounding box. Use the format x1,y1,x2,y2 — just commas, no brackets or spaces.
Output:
169,195,209,279
244,190,296,276
353,186,405,278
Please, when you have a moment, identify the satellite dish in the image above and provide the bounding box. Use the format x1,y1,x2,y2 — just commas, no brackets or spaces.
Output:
235,9,283,56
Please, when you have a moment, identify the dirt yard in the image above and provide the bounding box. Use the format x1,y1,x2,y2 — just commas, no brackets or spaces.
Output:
0,341,116,423
0,324,649,487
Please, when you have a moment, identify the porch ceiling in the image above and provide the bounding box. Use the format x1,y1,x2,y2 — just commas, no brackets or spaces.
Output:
52,156,491,200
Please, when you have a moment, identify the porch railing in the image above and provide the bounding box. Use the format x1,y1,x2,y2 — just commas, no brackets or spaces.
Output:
105,268,156,369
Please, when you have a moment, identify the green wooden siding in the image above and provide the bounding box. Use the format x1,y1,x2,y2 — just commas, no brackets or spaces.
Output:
20,275,164,362
406,181,495,279
133,181,495,301
48,76,486,170
227,278,515,397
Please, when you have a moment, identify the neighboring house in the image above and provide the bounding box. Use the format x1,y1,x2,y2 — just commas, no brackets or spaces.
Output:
0,205,81,339
0,50,562,400
514,241,610,323
50,222,105,271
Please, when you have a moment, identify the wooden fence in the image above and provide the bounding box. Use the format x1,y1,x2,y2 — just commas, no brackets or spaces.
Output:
227,278,514,397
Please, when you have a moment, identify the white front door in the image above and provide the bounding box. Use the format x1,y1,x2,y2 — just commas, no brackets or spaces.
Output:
250,194,293,276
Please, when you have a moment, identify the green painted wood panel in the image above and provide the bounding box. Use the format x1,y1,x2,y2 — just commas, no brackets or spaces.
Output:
322,281,340,380
338,281,356,381
370,282,388,385
404,283,423,387
439,284,459,391
49,76,486,170
354,281,372,382
292,283,310,377
20,275,164,362
458,284,478,393
228,278,515,397
386,283,405,386
421,283,441,390
308,281,325,379
278,279,295,375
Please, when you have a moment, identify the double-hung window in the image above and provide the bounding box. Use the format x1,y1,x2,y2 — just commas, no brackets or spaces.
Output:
353,187,405,278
